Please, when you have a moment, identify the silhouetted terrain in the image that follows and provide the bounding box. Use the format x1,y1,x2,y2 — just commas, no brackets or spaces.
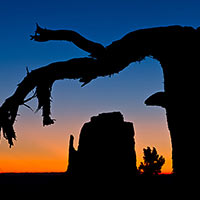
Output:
0,173,176,197
1,113,178,197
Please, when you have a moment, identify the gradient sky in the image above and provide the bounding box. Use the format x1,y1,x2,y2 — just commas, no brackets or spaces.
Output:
1,0,200,173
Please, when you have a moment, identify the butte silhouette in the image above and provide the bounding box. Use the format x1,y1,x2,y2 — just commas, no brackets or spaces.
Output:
0,24,199,175
67,112,137,180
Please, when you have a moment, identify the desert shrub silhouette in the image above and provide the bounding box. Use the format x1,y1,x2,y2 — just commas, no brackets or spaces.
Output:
138,147,165,176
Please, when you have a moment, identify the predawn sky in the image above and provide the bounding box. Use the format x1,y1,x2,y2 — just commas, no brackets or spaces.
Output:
1,0,200,173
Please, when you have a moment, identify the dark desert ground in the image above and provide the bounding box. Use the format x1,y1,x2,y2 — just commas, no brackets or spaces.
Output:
0,173,176,196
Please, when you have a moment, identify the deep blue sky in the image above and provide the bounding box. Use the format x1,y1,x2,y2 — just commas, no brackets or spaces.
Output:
1,0,200,103
0,0,200,172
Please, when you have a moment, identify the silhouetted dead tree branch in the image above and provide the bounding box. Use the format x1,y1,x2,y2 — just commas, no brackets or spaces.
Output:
0,57,100,147
1,24,147,147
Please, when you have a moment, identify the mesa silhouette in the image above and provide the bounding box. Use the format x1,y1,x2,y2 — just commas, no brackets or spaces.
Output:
0,24,199,175
67,112,137,180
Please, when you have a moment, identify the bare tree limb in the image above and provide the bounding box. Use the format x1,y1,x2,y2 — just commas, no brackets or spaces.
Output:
0,57,101,147
30,24,105,58
1,25,182,147
0,24,156,147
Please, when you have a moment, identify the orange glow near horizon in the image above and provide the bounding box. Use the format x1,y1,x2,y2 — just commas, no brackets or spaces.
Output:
0,110,172,174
